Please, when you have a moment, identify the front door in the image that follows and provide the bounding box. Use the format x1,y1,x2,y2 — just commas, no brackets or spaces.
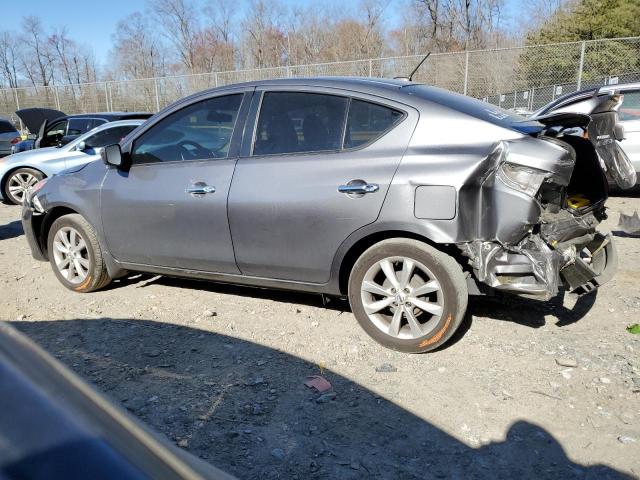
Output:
101,93,248,273
228,89,417,283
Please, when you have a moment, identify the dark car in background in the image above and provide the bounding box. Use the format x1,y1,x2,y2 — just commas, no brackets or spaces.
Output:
0,118,21,157
12,108,152,153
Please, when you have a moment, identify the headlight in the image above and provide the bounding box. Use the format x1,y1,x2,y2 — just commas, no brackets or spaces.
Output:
497,162,548,197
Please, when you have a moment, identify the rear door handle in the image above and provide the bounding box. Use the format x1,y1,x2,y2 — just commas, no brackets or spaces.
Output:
186,185,216,195
338,181,379,195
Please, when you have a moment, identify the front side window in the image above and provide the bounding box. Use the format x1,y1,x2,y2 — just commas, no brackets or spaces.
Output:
84,125,139,149
253,92,348,155
344,99,404,149
132,94,243,164
619,91,640,122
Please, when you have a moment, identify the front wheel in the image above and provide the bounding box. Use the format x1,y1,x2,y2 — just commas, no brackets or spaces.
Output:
3,168,44,204
348,239,468,353
47,214,112,292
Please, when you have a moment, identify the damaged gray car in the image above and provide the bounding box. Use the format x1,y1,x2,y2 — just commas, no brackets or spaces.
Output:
21,78,632,353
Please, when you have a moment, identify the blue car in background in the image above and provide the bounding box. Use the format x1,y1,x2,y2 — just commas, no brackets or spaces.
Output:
0,119,145,204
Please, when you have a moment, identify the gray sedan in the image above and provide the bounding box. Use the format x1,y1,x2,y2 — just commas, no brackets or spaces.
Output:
22,77,628,353
1,119,144,204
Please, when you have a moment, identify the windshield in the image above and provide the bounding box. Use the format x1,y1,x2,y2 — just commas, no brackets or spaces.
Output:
403,84,544,135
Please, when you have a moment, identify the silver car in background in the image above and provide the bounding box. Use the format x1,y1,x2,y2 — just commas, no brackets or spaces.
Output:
535,82,640,185
0,118,20,157
22,77,631,353
1,119,145,204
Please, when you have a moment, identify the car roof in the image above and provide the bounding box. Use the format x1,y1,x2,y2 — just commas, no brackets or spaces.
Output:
186,76,418,104
66,112,152,119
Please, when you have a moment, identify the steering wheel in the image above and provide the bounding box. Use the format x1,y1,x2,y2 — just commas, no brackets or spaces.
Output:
177,140,214,159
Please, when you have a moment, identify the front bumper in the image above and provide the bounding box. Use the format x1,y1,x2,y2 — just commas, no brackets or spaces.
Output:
21,203,47,261
460,231,617,300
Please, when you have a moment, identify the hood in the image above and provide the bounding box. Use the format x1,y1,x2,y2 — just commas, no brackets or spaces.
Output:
16,108,65,133
2,146,64,165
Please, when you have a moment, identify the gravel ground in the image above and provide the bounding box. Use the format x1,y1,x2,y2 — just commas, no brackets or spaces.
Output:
1,196,640,479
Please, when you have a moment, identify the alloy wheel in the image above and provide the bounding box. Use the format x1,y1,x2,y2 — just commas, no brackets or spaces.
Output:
7,171,39,203
360,256,444,340
52,226,90,285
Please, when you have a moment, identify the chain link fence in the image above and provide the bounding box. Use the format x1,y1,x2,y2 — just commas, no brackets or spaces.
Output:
1,36,639,129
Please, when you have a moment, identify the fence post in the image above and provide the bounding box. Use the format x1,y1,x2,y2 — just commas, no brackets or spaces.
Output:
153,78,160,112
13,88,23,131
577,41,586,90
104,82,109,111
53,86,61,110
463,50,469,96
368,59,373,77
107,82,113,112
214,72,219,87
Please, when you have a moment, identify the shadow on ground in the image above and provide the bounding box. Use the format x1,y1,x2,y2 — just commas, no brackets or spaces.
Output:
0,219,23,241
14,318,628,480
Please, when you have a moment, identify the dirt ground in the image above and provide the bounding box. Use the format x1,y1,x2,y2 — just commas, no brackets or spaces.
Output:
1,196,639,479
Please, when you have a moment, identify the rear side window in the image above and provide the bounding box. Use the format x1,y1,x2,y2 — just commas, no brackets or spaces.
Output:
0,120,16,134
85,125,139,148
67,118,95,136
619,91,640,121
344,100,404,149
253,92,348,155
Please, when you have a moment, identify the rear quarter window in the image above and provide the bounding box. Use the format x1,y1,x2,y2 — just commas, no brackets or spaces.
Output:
344,100,404,149
0,120,17,134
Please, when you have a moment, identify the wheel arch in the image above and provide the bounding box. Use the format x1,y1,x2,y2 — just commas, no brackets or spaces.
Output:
335,226,467,296
39,206,79,258
1,166,47,202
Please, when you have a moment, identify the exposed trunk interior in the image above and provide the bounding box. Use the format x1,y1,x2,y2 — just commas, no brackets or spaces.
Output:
561,135,608,211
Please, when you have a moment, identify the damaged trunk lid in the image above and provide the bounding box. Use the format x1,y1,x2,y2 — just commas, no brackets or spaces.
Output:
530,91,636,189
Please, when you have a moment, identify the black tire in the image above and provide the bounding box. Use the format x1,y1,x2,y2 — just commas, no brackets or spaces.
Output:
47,214,112,292
348,238,468,353
3,168,44,205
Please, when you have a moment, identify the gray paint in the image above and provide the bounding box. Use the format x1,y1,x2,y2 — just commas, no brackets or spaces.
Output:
414,186,456,220
22,77,622,299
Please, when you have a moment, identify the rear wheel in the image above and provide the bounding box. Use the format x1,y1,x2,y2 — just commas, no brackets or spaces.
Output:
47,214,111,292
4,168,44,204
348,239,468,353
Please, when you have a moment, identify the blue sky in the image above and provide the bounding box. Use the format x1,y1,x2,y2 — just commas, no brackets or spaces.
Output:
0,0,519,65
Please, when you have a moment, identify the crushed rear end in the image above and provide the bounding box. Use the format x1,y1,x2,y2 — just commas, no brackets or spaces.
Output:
459,92,632,300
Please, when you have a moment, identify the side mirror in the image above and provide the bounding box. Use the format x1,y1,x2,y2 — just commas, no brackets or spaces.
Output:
76,141,86,151
614,123,626,141
102,143,123,168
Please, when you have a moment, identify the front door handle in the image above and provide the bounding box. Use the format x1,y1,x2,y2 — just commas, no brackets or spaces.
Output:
186,184,216,195
338,180,379,195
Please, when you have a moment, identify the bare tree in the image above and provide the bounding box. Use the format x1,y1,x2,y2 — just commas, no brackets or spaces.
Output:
0,32,20,88
110,12,167,79
21,16,55,87
241,0,286,68
152,0,199,72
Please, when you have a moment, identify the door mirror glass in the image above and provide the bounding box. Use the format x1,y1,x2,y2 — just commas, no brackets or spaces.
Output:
102,143,123,167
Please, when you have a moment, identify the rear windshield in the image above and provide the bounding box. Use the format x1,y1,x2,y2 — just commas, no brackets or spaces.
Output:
403,84,543,135
0,120,17,134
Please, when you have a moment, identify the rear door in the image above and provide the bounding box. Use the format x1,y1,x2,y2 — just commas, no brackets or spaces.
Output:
228,87,417,283
101,91,250,273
